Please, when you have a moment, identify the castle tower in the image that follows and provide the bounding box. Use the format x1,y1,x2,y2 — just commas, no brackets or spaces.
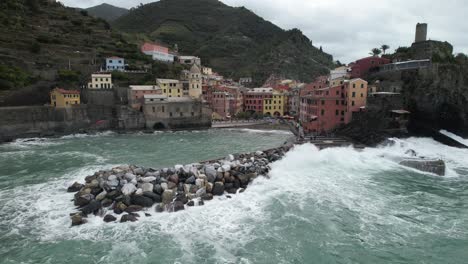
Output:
415,23,428,43
189,64,202,99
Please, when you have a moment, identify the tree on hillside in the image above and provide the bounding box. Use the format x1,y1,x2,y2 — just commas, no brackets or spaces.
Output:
381,44,390,54
370,48,382,57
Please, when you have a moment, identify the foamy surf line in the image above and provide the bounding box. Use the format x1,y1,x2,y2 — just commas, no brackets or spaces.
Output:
224,128,293,135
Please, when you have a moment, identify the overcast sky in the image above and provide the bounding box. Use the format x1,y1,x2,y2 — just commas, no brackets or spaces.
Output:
61,0,468,63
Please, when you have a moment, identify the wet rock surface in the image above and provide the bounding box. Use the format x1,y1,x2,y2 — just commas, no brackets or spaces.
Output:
67,144,293,226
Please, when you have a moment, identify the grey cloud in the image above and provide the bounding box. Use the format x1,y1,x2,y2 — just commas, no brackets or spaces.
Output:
60,0,468,63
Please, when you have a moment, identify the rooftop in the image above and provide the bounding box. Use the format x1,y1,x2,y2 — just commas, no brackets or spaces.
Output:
129,85,161,91
53,88,80,95
156,79,180,83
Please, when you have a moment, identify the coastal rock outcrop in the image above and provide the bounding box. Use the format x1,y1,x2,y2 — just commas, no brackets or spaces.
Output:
67,144,293,226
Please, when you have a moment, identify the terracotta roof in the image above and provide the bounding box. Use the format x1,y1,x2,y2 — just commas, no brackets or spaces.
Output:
54,88,80,95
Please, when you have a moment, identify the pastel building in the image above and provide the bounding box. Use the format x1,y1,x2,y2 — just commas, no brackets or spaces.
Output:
87,73,113,89
128,85,162,110
106,57,125,72
344,78,368,123
349,56,390,78
156,79,183,98
263,91,286,117
50,88,80,108
299,78,368,133
244,88,273,114
141,42,175,63
330,66,350,80
202,67,213,75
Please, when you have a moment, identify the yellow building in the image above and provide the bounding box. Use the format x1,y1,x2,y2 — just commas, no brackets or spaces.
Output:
263,91,286,116
156,79,183,98
345,78,368,123
87,73,113,89
50,88,80,108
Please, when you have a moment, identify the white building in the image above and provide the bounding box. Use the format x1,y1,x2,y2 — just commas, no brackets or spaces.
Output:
330,66,350,80
87,73,113,89
179,56,201,66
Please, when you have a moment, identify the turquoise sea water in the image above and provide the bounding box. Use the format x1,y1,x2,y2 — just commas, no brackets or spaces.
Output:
0,129,468,264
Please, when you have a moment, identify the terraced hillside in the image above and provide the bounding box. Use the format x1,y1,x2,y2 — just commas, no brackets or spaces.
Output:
0,0,147,106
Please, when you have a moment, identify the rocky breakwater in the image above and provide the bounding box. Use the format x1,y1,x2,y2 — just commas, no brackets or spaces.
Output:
67,145,293,226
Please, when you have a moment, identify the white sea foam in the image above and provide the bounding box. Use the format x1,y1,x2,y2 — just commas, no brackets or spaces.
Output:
1,137,468,263
225,128,293,135
4,137,62,149
60,131,116,139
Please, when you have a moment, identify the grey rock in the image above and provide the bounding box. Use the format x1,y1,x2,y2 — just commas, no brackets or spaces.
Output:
120,214,138,223
185,176,196,184
130,195,154,207
67,182,83,192
212,182,225,196
400,159,446,176
103,214,117,223
125,205,143,213
74,193,94,207
143,192,162,203
95,190,107,201
153,184,163,194
80,200,101,215
162,190,175,204
141,183,154,193
122,183,137,196
71,213,85,226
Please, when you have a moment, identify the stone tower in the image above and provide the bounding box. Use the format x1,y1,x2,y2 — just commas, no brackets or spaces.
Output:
415,23,428,43
189,64,202,99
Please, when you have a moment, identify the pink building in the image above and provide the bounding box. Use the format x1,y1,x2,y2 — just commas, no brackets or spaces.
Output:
244,88,273,114
350,56,391,78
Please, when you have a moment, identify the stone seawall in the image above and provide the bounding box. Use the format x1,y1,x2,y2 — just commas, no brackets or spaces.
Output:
0,105,146,143
0,105,113,142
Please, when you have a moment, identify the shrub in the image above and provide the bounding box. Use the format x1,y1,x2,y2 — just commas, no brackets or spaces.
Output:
58,69,80,82
29,41,41,53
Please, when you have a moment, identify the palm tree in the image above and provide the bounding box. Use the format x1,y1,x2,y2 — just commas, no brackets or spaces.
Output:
369,48,382,57
381,44,390,54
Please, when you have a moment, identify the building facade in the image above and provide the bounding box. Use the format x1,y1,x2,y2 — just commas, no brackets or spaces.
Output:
50,88,80,108
178,56,201,66
263,91,286,116
106,57,125,72
87,73,113,89
128,85,162,110
244,88,273,114
156,79,183,98
349,56,390,79
141,42,175,63
142,95,212,129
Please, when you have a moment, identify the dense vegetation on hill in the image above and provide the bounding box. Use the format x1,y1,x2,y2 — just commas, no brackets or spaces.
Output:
113,0,335,84
85,3,128,22
0,0,151,106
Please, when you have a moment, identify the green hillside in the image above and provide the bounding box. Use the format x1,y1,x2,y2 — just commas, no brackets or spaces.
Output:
0,0,148,106
113,0,335,84
86,3,128,22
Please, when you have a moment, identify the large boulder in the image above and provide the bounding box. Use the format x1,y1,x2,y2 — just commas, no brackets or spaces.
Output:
162,190,175,204
212,182,225,196
130,195,154,207
168,174,179,184
204,166,217,183
141,183,154,193
74,194,94,207
67,182,83,192
80,200,102,215
125,205,143,213
399,159,446,176
71,213,85,226
103,214,117,223
143,192,162,203
122,183,137,196
120,214,138,223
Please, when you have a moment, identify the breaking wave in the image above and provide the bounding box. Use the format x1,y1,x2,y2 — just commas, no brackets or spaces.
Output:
1,136,468,263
